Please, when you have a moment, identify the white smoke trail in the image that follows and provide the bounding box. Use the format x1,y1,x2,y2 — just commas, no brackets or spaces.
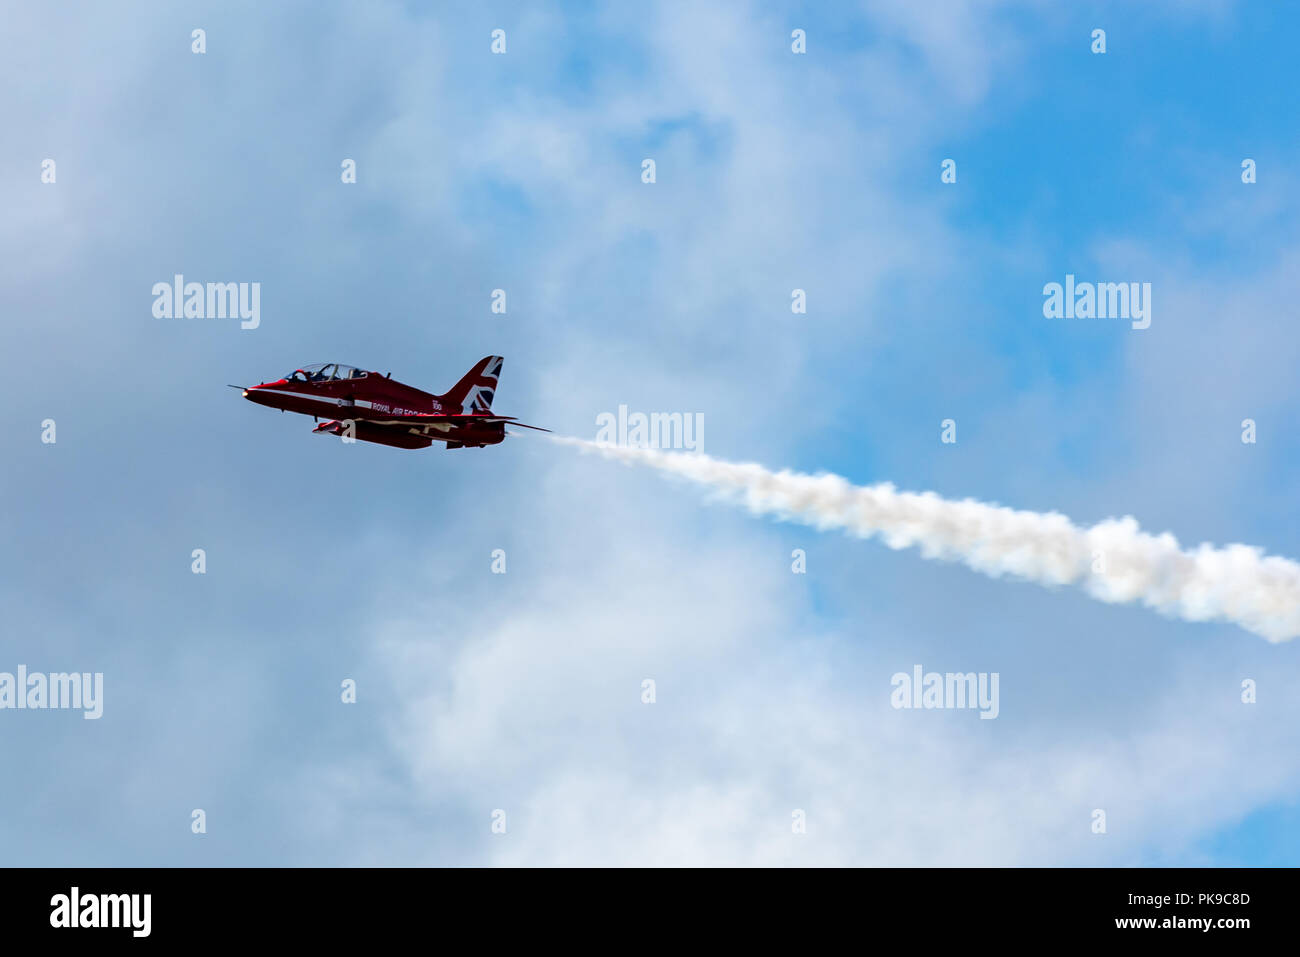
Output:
551,437,1300,642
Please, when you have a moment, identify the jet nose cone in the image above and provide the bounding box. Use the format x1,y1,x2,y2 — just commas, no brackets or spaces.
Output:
242,383,280,408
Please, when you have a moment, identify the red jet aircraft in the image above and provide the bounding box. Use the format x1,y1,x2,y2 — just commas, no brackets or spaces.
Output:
233,356,548,449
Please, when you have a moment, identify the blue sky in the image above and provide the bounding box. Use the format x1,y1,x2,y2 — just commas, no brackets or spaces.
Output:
1,0,1297,865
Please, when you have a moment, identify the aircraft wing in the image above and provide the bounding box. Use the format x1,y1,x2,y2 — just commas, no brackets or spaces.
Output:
357,412,551,433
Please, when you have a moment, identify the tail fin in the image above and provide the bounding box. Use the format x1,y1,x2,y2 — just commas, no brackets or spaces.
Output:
442,356,503,413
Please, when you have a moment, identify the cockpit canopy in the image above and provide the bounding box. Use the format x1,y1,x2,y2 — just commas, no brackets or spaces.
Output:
285,363,369,383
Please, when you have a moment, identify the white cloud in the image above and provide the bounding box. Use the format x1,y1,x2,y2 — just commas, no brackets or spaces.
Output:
360,462,1300,864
